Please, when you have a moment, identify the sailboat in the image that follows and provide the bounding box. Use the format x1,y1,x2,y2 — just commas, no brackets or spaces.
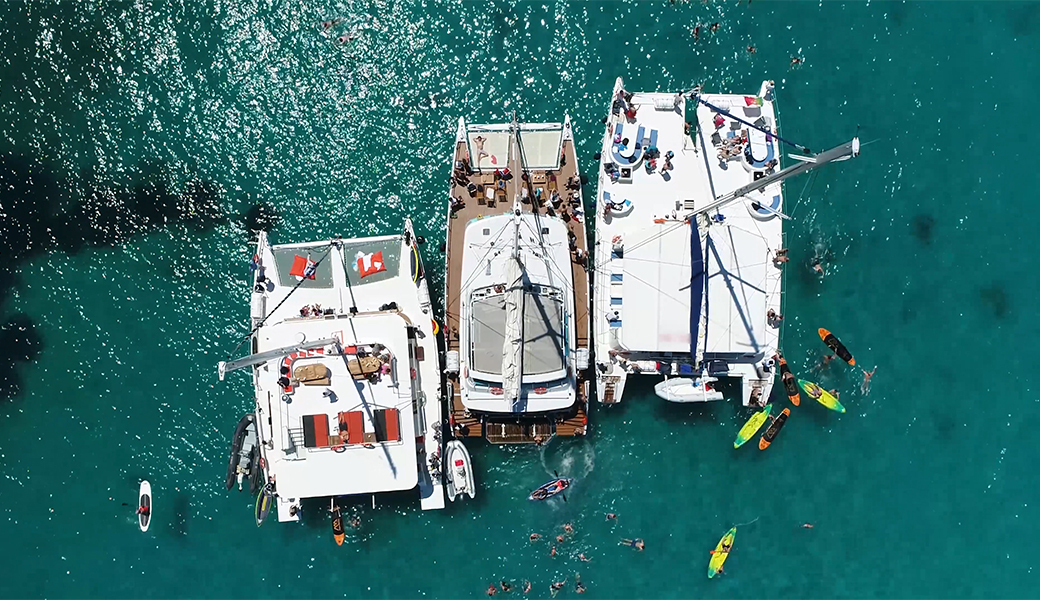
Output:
593,78,860,408
443,115,591,444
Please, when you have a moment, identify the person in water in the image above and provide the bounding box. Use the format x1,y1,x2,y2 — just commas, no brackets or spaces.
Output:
578,553,591,562
803,523,814,529
530,533,541,542
486,584,498,596
556,535,565,543
500,581,512,592
605,513,617,521
523,581,531,594
861,367,877,394
563,523,574,534
620,538,645,551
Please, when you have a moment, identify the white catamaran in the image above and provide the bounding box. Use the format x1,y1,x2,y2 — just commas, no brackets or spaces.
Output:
218,222,445,522
444,116,591,444
594,78,859,406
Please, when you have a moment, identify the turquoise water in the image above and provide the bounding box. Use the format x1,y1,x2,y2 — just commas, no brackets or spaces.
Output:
1,1,1037,597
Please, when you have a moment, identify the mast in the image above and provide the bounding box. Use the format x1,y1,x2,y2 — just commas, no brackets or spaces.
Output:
500,115,526,409
693,137,860,217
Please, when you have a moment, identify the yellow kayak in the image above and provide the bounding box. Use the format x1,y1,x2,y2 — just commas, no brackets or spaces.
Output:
734,404,772,448
798,379,846,413
708,527,736,578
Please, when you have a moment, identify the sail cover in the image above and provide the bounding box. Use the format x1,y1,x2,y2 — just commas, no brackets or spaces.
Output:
690,218,705,361
501,255,525,404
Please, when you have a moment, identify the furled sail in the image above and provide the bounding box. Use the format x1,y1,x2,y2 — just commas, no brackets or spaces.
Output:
500,254,525,407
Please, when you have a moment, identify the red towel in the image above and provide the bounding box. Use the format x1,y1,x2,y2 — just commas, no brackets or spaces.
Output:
289,255,316,279
384,408,400,442
346,412,365,445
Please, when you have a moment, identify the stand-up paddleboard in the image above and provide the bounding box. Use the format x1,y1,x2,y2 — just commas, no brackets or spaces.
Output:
759,408,791,450
138,480,152,532
734,404,772,448
708,527,736,578
776,354,801,406
798,379,846,413
255,482,274,527
331,501,345,546
818,328,855,366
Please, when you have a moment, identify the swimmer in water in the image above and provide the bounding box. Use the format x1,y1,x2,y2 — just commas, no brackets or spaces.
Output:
803,523,814,529
487,584,498,596
693,23,701,41
530,533,541,542
791,56,804,67
523,581,531,594
579,553,591,562
321,18,342,31
747,45,756,54
551,545,557,557
710,22,720,33
563,523,574,534
605,513,617,520
620,538,645,551
500,581,512,592
861,366,877,395
556,535,565,543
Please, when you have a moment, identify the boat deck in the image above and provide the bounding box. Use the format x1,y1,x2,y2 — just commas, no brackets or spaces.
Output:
592,79,782,407
444,122,590,443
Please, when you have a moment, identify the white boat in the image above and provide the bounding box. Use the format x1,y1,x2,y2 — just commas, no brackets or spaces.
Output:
444,440,475,501
217,220,446,522
593,78,860,408
442,116,591,444
654,375,723,403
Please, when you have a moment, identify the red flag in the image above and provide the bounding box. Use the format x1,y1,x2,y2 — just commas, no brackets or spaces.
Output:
357,251,386,278
289,255,317,279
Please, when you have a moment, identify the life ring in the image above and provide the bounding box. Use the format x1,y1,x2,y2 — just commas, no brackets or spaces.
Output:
332,445,346,453
431,318,440,335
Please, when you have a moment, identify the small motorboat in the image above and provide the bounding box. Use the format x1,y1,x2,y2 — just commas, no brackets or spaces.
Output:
654,374,724,403
444,440,475,501
138,480,152,532
529,476,571,501
226,413,261,493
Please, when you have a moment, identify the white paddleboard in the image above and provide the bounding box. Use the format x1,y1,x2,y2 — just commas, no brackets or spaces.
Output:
138,480,152,532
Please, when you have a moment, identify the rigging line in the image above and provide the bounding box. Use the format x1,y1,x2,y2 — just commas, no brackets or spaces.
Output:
789,170,818,221
588,218,690,273
443,218,514,320
225,242,335,360
692,94,810,154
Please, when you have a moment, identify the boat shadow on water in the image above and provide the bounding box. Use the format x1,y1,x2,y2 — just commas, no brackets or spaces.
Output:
171,493,191,538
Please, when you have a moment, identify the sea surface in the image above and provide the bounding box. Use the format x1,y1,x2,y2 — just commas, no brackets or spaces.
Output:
0,1,1037,598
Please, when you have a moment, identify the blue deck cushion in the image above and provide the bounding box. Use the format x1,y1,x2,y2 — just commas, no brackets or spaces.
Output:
611,124,647,166
745,133,776,168
753,194,782,217
609,319,623,329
